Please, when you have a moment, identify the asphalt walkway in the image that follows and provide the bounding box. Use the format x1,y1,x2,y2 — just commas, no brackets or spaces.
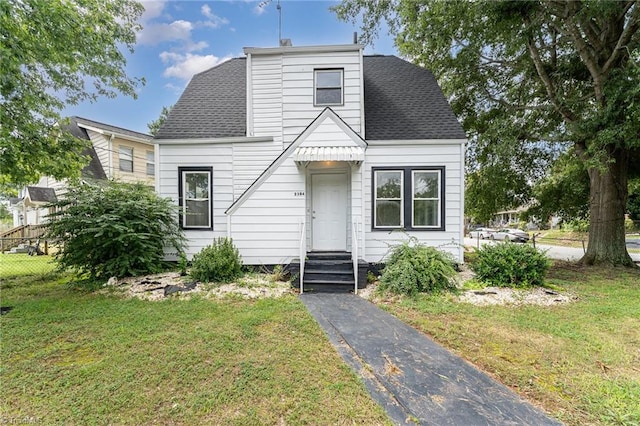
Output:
300,293,562,425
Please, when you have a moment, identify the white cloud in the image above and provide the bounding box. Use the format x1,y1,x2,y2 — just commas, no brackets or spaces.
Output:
201,4,214,18
139,0,167,23
184,40,209,52
200,4,230,28
137,19,193,45
160,52,232,80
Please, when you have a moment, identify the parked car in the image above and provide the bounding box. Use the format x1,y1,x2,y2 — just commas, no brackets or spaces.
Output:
491,228,530,243
468,227,497,239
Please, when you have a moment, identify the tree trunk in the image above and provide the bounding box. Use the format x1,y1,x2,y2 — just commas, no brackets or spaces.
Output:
580,149,635,266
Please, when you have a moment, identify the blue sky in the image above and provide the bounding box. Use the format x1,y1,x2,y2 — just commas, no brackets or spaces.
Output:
63,0,397,134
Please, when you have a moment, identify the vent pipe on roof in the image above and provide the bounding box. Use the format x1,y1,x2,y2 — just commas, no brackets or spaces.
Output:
353,32,358,44
280,38,292,47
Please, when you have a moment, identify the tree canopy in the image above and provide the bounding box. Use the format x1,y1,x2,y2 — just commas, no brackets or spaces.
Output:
0,0,144,191
147,105,173,137
336,0,640,266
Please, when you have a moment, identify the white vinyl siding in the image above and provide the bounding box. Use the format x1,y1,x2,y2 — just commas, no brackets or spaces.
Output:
250,50,363,146
230,158,306,264
157,140,284,260
364,142,465,263
157,144,232,257
249,55,283,146
281,51,362,144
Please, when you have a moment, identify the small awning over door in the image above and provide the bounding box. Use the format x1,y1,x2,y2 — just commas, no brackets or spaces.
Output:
293,146,365,164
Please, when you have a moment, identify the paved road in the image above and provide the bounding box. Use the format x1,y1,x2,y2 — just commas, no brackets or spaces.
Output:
464,237,640,263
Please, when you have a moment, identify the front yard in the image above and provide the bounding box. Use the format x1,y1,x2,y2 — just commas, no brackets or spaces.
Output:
2,255,639,425
373,262,640,425
0,257,389,425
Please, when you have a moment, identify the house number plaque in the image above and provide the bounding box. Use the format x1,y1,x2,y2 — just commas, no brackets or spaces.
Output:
294,191,305,196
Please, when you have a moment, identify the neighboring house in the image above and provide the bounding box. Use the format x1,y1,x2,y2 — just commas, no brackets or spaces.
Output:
154,42,467,287
493,207,527,227
68,116,155,185
9,117,153,228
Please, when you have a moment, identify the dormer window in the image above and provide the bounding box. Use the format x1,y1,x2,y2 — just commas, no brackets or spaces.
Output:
314,69,343,106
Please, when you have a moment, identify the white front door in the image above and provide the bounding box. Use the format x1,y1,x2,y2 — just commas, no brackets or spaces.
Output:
312,173,347,251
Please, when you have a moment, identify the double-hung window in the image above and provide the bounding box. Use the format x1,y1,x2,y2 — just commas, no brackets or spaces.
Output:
373,167,445,231
119,146,133,173
146,151,155,176
314,69,343,106
374,170,404,227
412,170,441,228
179,167,212,230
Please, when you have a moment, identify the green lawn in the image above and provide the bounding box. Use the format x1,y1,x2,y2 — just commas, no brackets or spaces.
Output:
374,262,640,425
0,253,58,278
533,230,640,253
533,230,588,249
0,268,390,424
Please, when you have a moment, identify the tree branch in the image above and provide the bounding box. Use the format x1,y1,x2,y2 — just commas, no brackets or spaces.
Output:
527,37,577,123
481,85,551,111
602,2,640,75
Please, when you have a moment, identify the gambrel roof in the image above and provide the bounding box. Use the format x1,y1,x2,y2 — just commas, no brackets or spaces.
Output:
156,55,465,141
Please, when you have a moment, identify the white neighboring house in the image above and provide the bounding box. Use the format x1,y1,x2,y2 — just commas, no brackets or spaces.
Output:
154,42,467,289
9,117,154,228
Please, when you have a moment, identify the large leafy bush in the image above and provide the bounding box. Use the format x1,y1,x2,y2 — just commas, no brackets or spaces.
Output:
471,243,550,288
378,238,457,296
190,237,243,283
46,181,185,280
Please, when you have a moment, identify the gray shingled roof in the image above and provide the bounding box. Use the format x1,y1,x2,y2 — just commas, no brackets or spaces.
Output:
156,54,465,140
363,55,466,140
72,116,153,141
65,118,108,180
156,58,247,139
26,186,57,203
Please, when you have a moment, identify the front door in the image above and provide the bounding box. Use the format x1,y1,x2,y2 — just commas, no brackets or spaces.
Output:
312,173,347,251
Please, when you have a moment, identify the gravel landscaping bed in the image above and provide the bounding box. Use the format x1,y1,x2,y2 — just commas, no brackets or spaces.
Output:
102,272,293,301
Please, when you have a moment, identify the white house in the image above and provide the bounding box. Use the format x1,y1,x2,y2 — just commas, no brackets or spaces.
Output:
154,42,466,291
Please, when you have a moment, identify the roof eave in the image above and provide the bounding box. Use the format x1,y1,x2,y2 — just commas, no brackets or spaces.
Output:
244,44,363,56
77,123,153,144
366,138,467,145
152,136,273,145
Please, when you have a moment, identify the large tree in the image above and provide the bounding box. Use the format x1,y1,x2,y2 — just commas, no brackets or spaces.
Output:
0,0,144,191
336,0,640,266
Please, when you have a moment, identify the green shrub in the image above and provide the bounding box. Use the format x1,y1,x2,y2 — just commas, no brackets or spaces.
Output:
624,217,636,232
562,219,590,232
471,243,550,288
378,238,457,296
190,237,242,283
46,181,185,281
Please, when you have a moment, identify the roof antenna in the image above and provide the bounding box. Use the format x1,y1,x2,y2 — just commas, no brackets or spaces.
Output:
277,0,282,45
258,0,286,46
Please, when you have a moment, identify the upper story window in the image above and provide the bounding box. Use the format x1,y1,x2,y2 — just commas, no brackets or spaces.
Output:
314,69,343,106
119,146,133,173
146,150,155,176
